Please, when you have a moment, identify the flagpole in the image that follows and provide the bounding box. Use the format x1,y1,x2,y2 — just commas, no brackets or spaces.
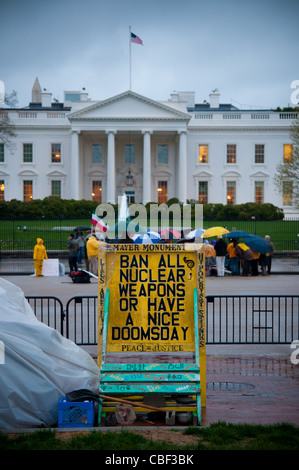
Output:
129,25,131,90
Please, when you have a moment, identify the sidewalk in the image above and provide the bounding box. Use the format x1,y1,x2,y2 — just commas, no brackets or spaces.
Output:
0,271,298,427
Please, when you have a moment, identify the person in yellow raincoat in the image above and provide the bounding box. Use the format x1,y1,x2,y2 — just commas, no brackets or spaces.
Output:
33,238,48,276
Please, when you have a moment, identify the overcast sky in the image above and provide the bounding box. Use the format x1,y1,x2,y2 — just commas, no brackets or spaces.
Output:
1,0,298,109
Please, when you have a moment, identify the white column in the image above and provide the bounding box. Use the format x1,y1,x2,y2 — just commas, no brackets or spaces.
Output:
142,130,152,204
106,130,116,204
178,131,187,203
71,130,80,199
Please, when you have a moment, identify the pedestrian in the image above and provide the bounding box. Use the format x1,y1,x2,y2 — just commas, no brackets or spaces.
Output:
76,231,84,265
235,242,253,276
68,233,78,272
86,233,100,275
250,249,260,276
227,239,240,275
33,238,48,276
214,236,227,276
265,235,275,273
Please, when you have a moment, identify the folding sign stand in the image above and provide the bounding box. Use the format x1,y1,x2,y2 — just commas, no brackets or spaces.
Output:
98,244,205,427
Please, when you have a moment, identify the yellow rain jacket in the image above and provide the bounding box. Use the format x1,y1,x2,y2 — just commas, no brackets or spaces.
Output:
33,238,48,260
86,235,98,260
33,238,48,276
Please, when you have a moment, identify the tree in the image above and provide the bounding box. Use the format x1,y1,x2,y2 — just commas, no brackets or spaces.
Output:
274,117,299,209
0,90,17,148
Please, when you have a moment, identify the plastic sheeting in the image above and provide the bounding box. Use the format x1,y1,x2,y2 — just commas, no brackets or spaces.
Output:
0,277,100,430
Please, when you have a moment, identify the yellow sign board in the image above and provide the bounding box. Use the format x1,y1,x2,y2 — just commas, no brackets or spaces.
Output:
98,243,206,405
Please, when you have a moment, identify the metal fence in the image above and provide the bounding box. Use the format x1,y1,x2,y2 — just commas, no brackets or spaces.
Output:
26,294,299,346
1,217,299,254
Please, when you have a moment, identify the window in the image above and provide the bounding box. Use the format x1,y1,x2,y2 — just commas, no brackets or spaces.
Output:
0,143,4,163
198,181,208,204
226,181,236,205
51,180,61,197
255,144,265,164
283,181,293,206
158,145,168,164
92,180,102,203
23,143,33,163
23,180,33,201
92,144,102,163
198,145,208,164
157,181,167,204
51,143,61,163
125,190,135,204
125,144,135,164
255,181,264,204
0,180,4,201
226,144,236,164
283,144,293,163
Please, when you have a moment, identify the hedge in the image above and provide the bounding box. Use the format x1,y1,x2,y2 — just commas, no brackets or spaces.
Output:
0,197,285,221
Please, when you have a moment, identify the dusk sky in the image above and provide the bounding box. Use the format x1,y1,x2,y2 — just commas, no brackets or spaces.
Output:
1,0,298,109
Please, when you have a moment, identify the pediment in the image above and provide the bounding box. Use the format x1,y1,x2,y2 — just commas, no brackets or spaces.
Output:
193,170,214,178
222,170,242,178
46,170,67,178
249,170,270,178
68,90,191,122
18,169,39,177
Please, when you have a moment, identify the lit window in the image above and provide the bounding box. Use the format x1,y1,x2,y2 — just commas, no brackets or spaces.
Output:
0,143,4,163
226,181,236,205
0,180,4,201
255,181,264,204
255,144,264,164
23,180,33,201
283,181,293,206
125,144,135,163
198,145,208,164
92,144,102,163
226,144,236,164
23,143,33,163
198,181,208,204
157,181,167,204
51,143,61,163
158,145,168,164
92,180,102,203
51,180,61,197
283,144,293,163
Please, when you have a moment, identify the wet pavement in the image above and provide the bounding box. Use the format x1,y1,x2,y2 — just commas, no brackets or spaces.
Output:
1,267,299,427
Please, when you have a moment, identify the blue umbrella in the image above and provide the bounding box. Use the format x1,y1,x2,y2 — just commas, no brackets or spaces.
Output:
186,228,205,239
222,230,249,239
243,234,270,254
132,230,161,244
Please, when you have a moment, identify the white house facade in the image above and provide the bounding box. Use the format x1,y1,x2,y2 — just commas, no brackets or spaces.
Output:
0,79,298,217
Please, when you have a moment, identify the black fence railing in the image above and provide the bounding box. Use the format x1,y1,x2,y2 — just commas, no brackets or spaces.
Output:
1,217,299,254
26,294,299,346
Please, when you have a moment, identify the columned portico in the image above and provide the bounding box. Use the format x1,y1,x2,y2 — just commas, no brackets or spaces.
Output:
142,130,152,204
178,130,187,203
106,130,117,204
71,130,80,199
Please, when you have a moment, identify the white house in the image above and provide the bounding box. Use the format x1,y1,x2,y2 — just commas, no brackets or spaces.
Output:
0,78,298,217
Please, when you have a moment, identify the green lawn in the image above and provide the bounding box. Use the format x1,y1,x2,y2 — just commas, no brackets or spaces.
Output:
0,219,298,251
1,422,298,450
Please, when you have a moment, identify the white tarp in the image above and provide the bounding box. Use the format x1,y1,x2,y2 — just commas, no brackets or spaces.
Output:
0,277,100,430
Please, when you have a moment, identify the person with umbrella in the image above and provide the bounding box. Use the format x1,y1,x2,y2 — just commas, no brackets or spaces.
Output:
265,235,275,274
214,236,227,276
235,242,253,276
227,239,240,275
